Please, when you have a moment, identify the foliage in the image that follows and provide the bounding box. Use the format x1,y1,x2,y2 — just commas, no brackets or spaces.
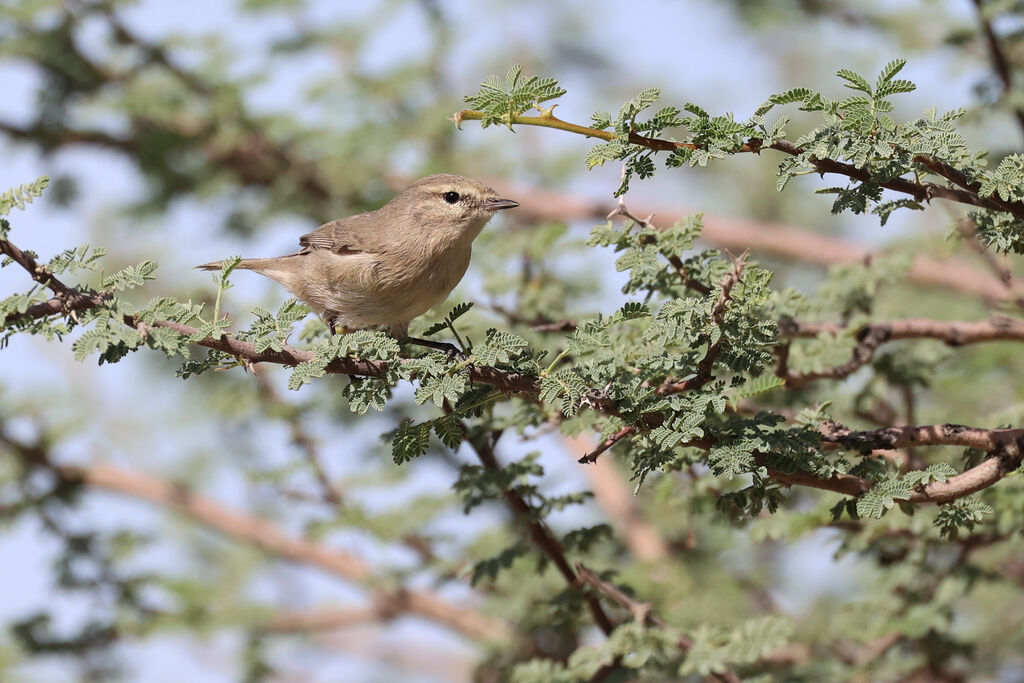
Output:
3,2,1024,682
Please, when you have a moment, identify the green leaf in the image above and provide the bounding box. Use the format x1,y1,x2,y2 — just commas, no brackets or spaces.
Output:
935,497,994,539
392,419,431,464
464,65,566,128
432,413,464,449
903,462,957,487
0,176,49,216
836,68,872,94
470,545,527,585
101,261,158,290
539,369,587,417
287,359,327,390
875,58,907,87
475,328,528,365
341,377,391,414
415,372,468,407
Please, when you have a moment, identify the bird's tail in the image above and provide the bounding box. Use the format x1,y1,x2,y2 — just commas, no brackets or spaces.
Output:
194,256,297,273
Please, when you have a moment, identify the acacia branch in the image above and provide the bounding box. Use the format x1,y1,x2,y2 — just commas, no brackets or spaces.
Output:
971,0,1024,141
455,109,1024,220
4,235,1022,504
769,422,1024,503
605,180,712,296
578,427,635,465
658,252,747,394
459,426,616,636
1,237,112,328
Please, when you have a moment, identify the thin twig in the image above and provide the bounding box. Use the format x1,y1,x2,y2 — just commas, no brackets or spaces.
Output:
606,174,712,296
457,424,616,635
578,426,635,464
564,435,670,562
658,251,748,394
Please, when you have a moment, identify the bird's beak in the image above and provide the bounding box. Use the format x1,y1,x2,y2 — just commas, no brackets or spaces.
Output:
482,197,519,211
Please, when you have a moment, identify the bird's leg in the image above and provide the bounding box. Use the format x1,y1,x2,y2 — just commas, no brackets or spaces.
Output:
390,321,466,360
401,337,467,361
325,314,339,336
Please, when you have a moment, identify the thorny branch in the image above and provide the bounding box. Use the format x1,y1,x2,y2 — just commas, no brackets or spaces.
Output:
455,108,1024,220
564,435,670,562
658,251,748,394
606,169,712,297
4,233,1024,507
455,422,616,636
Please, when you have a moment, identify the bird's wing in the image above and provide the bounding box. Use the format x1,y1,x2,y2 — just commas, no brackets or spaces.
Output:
299,212,386,255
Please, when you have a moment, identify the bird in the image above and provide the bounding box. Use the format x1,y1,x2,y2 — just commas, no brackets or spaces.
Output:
196,174,518,342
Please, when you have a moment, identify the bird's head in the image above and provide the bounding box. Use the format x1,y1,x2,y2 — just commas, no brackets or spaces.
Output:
397,174,519,242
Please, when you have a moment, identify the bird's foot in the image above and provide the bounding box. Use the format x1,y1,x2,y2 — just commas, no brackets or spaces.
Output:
401,337,467,361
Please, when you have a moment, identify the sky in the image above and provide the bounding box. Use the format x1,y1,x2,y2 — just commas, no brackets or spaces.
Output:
0,0,1001,681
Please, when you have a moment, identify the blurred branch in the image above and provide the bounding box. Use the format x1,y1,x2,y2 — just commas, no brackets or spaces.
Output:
0,9,333,207
100,9,212,96
0,418,508,643
263,605,382,633
971,0,1024,141
778,315,1024,386
473,177,1023,304
251,367,344,506
954,217,1018,296
0,120,137,153
250,367,438,563
57,460,511,642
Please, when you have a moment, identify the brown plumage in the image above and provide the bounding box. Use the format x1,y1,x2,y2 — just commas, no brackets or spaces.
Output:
196,174,518,338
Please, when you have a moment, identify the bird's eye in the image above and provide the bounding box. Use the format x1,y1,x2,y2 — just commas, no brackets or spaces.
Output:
443,191,460,204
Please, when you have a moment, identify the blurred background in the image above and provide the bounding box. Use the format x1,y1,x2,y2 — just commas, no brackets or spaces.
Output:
2,0,1023,681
